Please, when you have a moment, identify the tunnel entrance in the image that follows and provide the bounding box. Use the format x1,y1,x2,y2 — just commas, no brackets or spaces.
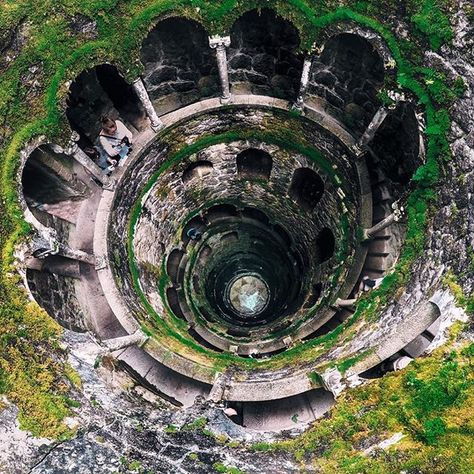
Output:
289,167,324,211
21,144,89,225
228,8,304,99
236,148,272,179
189,206,308,328
308,33,384,133
140,17,220,115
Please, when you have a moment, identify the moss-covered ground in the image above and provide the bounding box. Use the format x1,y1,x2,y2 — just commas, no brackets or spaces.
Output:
253,340,474,473
0,2,471,471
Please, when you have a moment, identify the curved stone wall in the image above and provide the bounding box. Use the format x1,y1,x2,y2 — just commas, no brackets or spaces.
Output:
228,9,303,99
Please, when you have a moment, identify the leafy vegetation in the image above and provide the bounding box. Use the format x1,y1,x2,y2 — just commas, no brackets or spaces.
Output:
253,344,474,473
411,0,454,50
213,462,246,474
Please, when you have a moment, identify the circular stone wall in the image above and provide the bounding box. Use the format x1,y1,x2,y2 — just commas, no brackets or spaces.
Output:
107,105,372,367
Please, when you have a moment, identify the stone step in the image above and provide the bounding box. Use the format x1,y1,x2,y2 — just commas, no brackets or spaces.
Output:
367,251,390,258
239,388,334,431
402,334,432,359
364,255,388,272
114,345,211,407
362,267,385,275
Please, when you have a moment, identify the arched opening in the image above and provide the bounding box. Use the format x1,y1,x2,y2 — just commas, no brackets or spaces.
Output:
307,33,384,133
182,161,214,184
181,216,206,245
140,17,219,115
316,227,335,263
166,249,185,285
228,8,304,100
272,223,292,249
236,148,272,180
204,204,239,223
66,64,146,146
370,102,421,185
166,287,186,320
26,266,87,332
197,245,212,266
220,231,239,244
304,282,323,308
288,168,324,212
360,316,441,379
21,144,89,223
241,207,270,225
225,388,335,431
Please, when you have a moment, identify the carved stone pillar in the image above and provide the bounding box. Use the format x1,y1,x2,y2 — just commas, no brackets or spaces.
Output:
363,202,404,241
209,35,231,103
57,243,97,266
335,298,357,308
31,229,97,266
103,330,149,352
352,106,389,157
66,133,114,189
132,77,163,131
294,57,313,109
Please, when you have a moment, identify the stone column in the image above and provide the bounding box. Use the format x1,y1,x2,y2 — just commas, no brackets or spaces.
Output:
132,77,164,131
321,367,346,397
209,35,231,103
66,133,113,189
57,243,97,266
352,106,389,157
335,298,357,308
363,203,404,241
294,57,313,110
103,330,149,352
208,372,228,402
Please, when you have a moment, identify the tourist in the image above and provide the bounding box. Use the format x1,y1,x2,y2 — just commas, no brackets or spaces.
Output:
186,227,203,241
358,275,384,294
97,116,134,170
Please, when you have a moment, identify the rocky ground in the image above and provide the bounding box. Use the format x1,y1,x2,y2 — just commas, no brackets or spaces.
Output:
1,331,303,474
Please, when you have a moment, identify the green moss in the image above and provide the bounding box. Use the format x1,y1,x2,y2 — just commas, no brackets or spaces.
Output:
443,271,474,314
251,345,474,472
64,363,82,389
165,424,178,433
213,462,246,474
128,460,142,471
337,351,373,374
181,416,208,432
411,0,454,50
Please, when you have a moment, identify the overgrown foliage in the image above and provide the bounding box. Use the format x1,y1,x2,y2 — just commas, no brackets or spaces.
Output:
253,344,474,473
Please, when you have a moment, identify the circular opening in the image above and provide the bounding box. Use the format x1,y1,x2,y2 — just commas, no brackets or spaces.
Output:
227,273,270,317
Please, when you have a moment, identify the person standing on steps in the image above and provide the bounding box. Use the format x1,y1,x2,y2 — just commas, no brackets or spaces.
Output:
97,116,134,173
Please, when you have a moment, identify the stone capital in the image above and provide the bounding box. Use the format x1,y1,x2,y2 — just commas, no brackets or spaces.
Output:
65,131,81,156
209,35,231,49
350,143,366,158
321,367,346,397
386,89,405,108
